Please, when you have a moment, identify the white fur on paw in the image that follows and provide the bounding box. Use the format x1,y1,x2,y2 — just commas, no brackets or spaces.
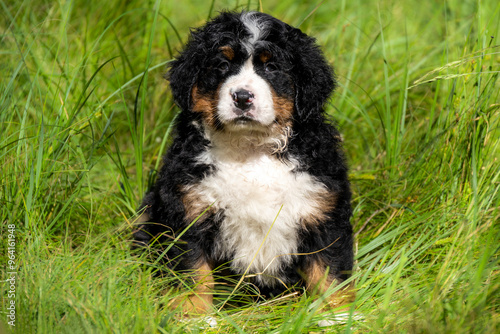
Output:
178,316,218,329
203,316,218,328
317,312,361,327
318,319,338,327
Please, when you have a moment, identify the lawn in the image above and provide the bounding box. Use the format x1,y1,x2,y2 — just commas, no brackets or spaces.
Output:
1,0,499,332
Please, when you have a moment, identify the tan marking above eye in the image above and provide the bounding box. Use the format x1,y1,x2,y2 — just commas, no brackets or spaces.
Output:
219,46,235,60
259,50,272,63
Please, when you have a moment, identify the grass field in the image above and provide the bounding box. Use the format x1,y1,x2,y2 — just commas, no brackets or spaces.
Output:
1,0,499,332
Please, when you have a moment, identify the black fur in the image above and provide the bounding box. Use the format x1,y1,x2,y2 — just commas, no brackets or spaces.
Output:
134,11,353,299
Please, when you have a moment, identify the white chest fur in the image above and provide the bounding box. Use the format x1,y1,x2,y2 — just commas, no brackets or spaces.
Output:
192,140,330,286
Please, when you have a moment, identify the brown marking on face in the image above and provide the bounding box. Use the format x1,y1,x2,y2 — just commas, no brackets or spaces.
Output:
168,261,215,315
304,259,355,309
219,45,235,60
272,95,294,126
270,86,295,141
191,85,218,128
259,50,272,63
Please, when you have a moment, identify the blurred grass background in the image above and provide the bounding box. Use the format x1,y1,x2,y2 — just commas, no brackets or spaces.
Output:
1,0,499,332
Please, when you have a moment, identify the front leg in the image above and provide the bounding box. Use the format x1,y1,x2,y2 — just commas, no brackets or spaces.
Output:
304,257,355,308
169,260,215,316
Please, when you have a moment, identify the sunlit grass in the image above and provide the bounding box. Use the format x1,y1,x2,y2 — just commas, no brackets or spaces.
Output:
1,0,499,332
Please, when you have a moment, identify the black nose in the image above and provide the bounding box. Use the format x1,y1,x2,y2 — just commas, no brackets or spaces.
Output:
232,89,254,110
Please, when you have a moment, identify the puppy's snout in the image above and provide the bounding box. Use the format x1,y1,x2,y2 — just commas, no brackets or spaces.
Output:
232,89,254,110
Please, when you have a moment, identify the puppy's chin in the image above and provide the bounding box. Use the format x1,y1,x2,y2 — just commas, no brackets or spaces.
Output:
222,117,271,133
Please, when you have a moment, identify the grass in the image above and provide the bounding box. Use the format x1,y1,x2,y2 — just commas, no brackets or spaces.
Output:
1,0,499,332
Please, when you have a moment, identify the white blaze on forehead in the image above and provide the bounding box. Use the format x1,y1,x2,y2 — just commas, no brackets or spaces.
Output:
240,11,267,50
216,59,275,128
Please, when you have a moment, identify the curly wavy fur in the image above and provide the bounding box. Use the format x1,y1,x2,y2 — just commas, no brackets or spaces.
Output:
133,11,354,314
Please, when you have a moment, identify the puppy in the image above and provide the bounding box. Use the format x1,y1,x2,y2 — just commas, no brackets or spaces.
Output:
134,11,354,314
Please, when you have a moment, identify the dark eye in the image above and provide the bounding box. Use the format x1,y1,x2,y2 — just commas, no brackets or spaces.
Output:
218,61,230,72
264,62,278,73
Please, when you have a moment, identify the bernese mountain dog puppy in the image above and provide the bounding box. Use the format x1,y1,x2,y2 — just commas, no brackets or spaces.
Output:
133,11,354,315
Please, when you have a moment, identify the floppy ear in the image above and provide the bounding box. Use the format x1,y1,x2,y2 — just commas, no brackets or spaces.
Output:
166,31,206,112
289,28,336,120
